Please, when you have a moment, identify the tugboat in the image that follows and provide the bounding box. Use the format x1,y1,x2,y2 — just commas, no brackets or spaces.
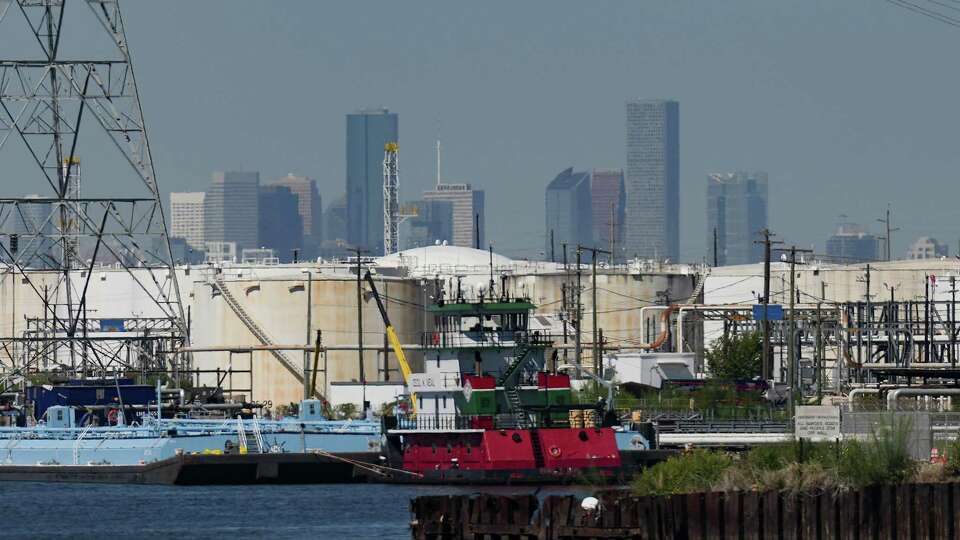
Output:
365,273,625,484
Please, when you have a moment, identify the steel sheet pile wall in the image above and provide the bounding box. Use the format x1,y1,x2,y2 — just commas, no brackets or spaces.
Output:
411,484,960,539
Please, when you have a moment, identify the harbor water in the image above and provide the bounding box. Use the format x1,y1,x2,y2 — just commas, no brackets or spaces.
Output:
0,482,587,539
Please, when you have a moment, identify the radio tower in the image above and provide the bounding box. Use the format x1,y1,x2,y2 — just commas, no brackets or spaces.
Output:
382,142,416,254
0,2,190,383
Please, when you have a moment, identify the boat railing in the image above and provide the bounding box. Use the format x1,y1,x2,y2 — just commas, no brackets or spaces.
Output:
235,416,248,453
251,415,266,452
72,424,93,464
395,413,477,431
422,330,556,349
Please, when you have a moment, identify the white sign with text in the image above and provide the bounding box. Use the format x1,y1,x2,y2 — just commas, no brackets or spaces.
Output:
795,405,841,442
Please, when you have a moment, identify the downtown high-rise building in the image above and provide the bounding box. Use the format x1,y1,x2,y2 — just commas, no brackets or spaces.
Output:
204,171,260,255
423,183,484,249
169,192,205,252
402,199,454,249
6,194,53,266
271,174,322,257
258,185,303,262
625,99,679,261
544,167,593,259
706,172,768,266
825,223,879,264
590,169,625,260
906,237,949,260
346,108,398,256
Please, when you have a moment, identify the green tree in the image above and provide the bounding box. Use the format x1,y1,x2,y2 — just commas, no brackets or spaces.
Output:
706,331,762,380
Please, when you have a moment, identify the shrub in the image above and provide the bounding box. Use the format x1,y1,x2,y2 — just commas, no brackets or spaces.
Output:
836,415,915,488
633,449,732,496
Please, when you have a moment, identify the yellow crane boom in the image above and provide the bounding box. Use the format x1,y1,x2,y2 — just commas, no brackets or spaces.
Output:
363,271,417,416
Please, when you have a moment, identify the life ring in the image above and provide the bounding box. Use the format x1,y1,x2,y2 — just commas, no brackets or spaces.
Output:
432,333,440,346
106,409,119,425
548,445,562,458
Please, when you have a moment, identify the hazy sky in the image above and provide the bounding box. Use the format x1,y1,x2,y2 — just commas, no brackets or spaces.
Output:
4,1,960,261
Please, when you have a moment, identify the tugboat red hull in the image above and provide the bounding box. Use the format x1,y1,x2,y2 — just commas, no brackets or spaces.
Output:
391,427,622,484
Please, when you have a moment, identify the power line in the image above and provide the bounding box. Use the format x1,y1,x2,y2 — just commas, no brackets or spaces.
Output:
885,0,960,28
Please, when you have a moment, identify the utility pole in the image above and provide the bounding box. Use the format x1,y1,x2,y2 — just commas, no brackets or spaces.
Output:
754,229,782,380
301,269,314,400
713,227,719,267
550,229,555,263
608,202,617,265
856,264,873,381
348,246,369,410
775,245,812,409
876,205,900,261
951,276,957,368
574,247,583,376
579,245,611,379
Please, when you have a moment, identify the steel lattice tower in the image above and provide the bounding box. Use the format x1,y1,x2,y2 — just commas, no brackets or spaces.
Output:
383,142,401,255
0,1,190,385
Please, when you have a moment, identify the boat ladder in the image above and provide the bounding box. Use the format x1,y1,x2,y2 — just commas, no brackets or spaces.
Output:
505,386,531,429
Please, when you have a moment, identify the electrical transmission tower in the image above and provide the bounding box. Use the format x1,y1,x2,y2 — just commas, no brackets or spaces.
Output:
0,1,190,383
382,142,416,255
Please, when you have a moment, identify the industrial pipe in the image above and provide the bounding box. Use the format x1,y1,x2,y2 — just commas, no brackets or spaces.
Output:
847,387,880,411
636,305,676,350
886,388,960,410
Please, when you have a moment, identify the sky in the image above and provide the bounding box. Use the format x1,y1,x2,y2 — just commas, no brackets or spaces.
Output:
3,0,960,262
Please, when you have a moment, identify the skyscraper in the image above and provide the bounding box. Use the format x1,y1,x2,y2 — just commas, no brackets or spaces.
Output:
825,223,878,263
7,194,52,266
402,199,454,249
625,99,679,261
258,185,303,262
590,169,625,259
271,174,322,257
906,237,949,260
544,167,593,259
423,183,484,249
346,108,398,256
706,172,768,266
170,192,205,252
204,171,259,254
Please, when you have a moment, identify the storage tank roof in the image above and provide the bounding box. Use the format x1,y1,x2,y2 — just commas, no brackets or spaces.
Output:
377,244,514,275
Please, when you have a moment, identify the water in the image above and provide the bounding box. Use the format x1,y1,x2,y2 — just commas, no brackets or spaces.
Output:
0,482,585,539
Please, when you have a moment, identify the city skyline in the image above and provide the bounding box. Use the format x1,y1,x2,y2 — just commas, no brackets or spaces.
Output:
30,1,960,262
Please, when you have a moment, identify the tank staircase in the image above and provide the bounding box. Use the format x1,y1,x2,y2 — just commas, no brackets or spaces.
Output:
688,267,710,303
211,276,305,384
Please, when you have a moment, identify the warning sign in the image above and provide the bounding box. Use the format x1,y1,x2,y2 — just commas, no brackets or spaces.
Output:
795,405,841,442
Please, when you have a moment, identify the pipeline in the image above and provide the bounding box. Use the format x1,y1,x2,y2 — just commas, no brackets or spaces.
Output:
886,388,960,410
638,305,677,350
